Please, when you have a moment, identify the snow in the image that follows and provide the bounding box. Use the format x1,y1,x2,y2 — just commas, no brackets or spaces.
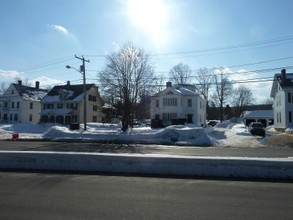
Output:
21,90,47,101
176,87,196,96
242,110,273,118
0,120,274,147
0,120,292,179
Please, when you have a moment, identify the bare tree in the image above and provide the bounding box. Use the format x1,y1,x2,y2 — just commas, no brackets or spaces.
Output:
0,81,8,95
98,42,155,131
261,98,274,105
232,85,255,117
195,68,213,106
169,63,191,85
213,68,233,121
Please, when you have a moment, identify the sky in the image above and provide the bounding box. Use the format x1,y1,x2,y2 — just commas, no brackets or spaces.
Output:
1,0,293,103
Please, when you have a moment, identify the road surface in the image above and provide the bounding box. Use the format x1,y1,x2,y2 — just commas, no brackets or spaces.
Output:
0,172,292,220
0,140,292,158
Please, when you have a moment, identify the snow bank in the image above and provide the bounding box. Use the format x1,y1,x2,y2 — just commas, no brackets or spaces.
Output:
0,151,292,180
1,123,213,146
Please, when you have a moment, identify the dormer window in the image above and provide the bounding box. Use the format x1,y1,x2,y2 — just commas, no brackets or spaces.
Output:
59,89,69,100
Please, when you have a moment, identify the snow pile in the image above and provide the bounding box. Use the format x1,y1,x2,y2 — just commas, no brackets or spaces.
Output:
0,122,213,145
0,121,285,147
285,127,293,134
44,126,78,138
153,125,212,146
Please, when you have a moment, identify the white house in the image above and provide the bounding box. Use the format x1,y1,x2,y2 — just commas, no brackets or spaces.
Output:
0,81,47,124
270,69,293,130
40,81,103,125
150,82,206,126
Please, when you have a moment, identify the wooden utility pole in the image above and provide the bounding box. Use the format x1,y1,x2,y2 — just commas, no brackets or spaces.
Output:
75,55,90,131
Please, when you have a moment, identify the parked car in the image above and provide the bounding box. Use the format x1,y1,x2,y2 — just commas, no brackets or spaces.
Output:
207,120,219,127
249,122,266,137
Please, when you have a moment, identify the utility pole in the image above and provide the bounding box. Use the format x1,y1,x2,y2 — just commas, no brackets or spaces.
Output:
75,55,90,131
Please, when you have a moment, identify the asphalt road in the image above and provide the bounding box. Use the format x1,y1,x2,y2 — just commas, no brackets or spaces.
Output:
0,140,293,158
0,172,292,220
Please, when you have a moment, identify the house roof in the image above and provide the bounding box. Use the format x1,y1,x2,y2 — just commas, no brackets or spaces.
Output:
11,83,48,101
271,72,293,97
153,84,199,97
242,110,273,119
42,83,96,103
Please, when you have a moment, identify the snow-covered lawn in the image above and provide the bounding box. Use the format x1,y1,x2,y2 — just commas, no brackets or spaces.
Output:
0,121,285,147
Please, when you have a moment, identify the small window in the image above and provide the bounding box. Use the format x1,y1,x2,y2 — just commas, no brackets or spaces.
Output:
288,92,292,103
17,102,20,109
12,102,14,108
188,99,192,107
93,105,98,111
29,114,33,122
289,111,292,123
93,116,97,122
30,103,33,109
88,95,97,102
14,114,18,121
156,100,159,108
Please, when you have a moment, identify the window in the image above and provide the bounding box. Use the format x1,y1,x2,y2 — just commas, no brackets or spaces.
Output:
17,102,19,109
93,116,97,122
93,105,98,111
163,98,177,106
67,103,78,110
14,114,18,121
72,115,78,123
10,114,12,121
188,99,192,107
162,113,177,122
289,111,292,123
88,95,97,102
47,104,54,109
57,103,63,109
156,100,159,108
288,92,292,103
187,114,193,123
11,102,14,108
30,103,33,109
29,114,33,122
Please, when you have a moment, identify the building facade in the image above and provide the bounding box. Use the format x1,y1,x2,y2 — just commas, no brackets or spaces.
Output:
0,81,47,124
40,81,103,125
270,69,293,130
150,82,206,126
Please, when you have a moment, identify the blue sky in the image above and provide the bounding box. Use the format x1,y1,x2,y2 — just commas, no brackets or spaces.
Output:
1,0,293,102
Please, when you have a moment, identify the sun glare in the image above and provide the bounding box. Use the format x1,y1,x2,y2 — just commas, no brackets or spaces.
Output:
127,0,169,43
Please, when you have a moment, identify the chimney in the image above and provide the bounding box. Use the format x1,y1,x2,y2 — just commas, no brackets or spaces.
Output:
35,81,40,89
281,69,286,80
18,80,22,86
67,81,70,86
166,82,172,88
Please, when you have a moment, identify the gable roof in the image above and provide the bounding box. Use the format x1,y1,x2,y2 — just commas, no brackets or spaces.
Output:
42,83,96,102
11,83,48,101
153,84,198,97
271,72,293,97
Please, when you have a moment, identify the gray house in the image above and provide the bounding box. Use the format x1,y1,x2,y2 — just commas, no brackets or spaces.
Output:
40,81,103,125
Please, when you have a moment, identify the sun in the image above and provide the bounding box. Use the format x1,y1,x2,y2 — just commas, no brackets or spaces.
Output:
127,0,169,42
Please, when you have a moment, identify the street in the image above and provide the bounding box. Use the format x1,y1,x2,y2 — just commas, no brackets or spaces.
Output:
0,172,292,220
0,140,293,158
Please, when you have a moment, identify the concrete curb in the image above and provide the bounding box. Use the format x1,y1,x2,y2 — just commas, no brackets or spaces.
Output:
0,151,292,180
